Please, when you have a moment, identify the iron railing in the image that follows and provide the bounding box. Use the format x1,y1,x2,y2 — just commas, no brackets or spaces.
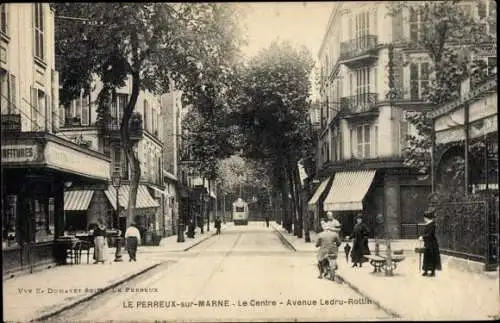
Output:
340,93,378,114
340,35,378,60
431,200,489,263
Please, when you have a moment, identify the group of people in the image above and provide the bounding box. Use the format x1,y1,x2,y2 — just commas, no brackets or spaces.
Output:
91,219,142,263
315,208,441,278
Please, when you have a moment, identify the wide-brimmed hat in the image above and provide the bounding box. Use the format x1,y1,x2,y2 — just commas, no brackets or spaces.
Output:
423,207,436,219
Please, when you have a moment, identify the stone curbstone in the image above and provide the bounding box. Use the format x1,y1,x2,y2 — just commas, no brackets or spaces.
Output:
32,262,161,322
272,225,297,252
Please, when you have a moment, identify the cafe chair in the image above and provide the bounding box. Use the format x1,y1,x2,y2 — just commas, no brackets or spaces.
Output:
66,240,82,265
79,240,92,264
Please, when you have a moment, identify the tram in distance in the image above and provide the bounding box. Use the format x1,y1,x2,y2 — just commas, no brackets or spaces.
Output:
232,198,249,225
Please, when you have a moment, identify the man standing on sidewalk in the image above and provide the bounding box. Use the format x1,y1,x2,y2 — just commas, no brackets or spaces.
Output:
125,222,141,262
215,216,222,235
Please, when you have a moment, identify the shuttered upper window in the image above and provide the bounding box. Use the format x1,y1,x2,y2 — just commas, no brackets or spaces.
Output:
34,3,44,60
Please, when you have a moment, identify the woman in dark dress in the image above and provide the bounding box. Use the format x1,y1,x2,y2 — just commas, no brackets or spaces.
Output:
92,220,107,264
351,214,370,267
419,208,442,277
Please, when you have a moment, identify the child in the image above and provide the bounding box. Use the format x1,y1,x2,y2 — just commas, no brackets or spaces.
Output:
344,238,351,263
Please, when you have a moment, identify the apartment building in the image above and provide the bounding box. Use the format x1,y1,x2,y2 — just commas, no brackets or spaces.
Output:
1,4,111,273
310,1,496,238
57,77,169,238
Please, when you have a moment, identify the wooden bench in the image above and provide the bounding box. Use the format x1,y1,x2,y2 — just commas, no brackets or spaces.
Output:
365,254,406,273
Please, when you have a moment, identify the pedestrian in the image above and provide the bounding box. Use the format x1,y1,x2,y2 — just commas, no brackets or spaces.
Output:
350,214,370,268
344,239,351,263
419,208,442,277
125,222,141,262
215,216,222,235
265,213,270,228
92,219,107,264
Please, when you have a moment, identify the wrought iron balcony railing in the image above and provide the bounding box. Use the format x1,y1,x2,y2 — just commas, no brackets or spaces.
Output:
101,115,143,141
340,35,378,61
340,93,378,115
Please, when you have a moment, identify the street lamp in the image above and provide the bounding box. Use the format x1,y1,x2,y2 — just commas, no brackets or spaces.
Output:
111,171,123,262
63,181,72,235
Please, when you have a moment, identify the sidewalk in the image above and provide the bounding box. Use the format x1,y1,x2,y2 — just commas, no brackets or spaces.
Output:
273,223,500,320
3,226,221,322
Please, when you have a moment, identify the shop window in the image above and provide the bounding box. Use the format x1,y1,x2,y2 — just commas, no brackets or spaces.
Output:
34,198,53,242
2,195,18,248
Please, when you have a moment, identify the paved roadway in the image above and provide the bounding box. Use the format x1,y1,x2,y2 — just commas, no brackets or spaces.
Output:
51,222,392,322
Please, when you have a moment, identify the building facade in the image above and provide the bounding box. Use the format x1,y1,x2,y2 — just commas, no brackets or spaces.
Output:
57,77,166,239
1,3,111,273
311,1,496,238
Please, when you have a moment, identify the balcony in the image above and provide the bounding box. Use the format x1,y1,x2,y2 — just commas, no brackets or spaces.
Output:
340,93,378,117
100,113,143,142
339,35,379,66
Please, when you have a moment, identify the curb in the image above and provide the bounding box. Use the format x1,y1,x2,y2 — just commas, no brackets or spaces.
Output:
33,262,161,322
273,224,401,319
182,232,217,252
335,273,402,319
272,225,297,252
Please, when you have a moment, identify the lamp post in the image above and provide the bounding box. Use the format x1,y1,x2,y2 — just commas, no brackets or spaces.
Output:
63,181,73,235
384,43,396,276
111,172,123,262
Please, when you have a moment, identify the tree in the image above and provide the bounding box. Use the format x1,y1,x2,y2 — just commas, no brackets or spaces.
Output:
235,40,315,238
55,3,243,224
388,1,496,179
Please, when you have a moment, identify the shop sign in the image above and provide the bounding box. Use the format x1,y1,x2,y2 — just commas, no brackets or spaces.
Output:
45,141,110,180
1,144,39,163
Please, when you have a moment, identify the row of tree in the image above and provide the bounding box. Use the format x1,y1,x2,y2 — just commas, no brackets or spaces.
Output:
55,3,245,224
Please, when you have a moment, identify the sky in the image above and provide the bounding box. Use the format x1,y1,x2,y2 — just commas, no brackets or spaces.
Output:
236,2,334,100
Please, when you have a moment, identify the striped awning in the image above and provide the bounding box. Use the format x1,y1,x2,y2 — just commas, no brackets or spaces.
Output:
64,190,94,211
104,185,160,211
308,177,331,210
148,184,168,197
323,170,376,212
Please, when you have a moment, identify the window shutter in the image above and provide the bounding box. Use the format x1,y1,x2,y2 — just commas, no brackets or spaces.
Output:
410,63,419,100
399,112,409,155
30,87,38,130
45,94,51,132
9,74,16,113
392,7,403,41
59,104,65,128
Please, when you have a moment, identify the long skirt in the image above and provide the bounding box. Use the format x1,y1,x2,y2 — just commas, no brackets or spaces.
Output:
94,236,105,262
126,237,138,260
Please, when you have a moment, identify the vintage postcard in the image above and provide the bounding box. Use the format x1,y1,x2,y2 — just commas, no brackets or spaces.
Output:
2,2,498,322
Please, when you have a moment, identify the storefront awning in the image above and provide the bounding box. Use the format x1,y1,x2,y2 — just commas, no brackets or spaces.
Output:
105,185,160,210
307,177,331,210
148,184,168,197
323,170,376,212
64,190,94,211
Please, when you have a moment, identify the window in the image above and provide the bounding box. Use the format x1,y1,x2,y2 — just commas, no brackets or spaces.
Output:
34,198,53,243
81,93,90,126
113,148,121,174
1,4,7,35
409,7,421,43
332,125,342,161
410,62,429,100
30,88,46,131
352,124,371,158
1,71,16,114
399,110,420,154
111,94,128,125
355,11,370,48
34,3,44,60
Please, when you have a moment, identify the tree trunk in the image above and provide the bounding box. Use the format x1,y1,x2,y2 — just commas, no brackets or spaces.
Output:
287,167,297,236
207,179,210,232
280,178,291,234
293,165,303,239
122,74,141,227
303,179,311,243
